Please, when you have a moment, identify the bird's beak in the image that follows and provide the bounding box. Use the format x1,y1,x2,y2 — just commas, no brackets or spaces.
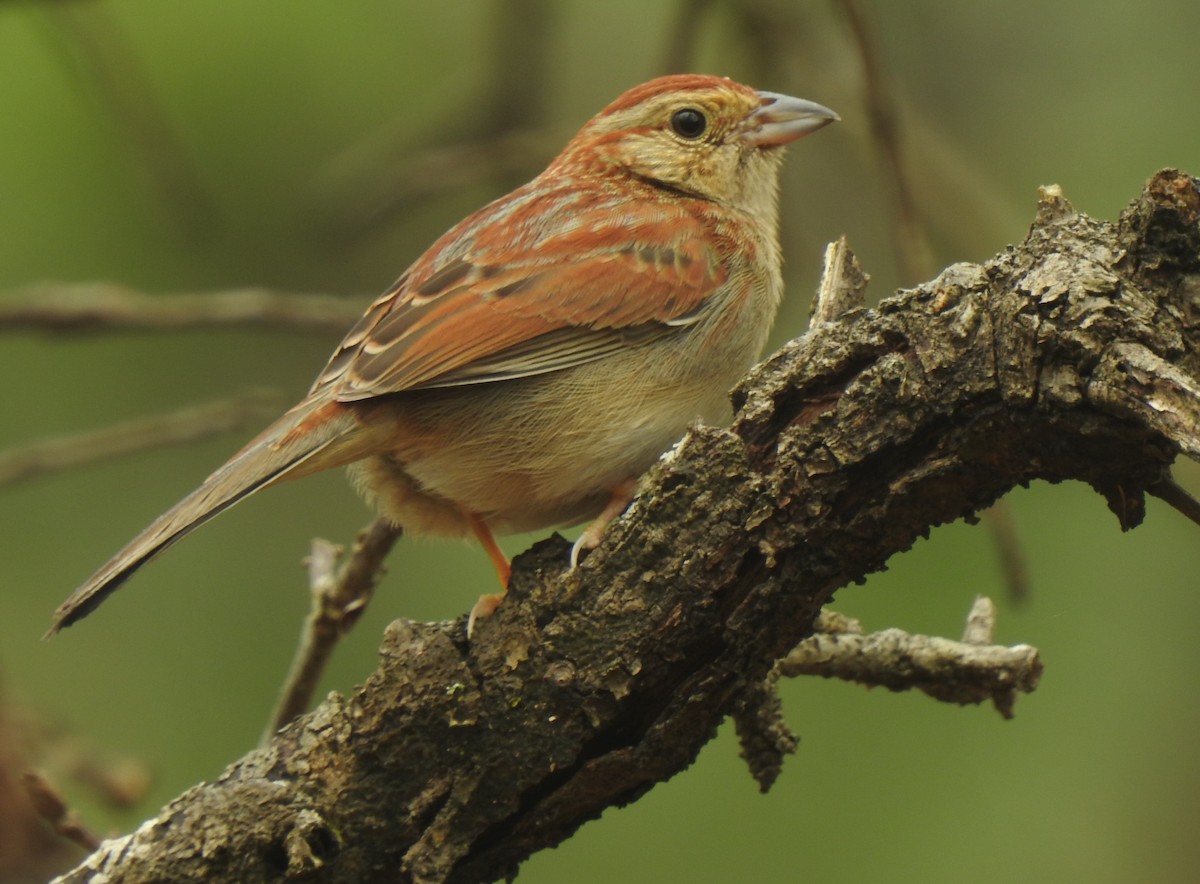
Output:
742,92,839,147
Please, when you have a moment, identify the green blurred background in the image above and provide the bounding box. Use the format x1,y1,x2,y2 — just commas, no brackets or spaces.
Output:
1,1,1198,881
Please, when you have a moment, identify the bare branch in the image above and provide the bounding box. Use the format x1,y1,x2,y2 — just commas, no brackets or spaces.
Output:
961,595,998,646
0,283,363,334
811,234,869,326
21,772,100,853
661,0,717,72
730,596,1021,793
0,391,285,489
310,0,556,244
263,519,403,743
835,0,935,283
779,597,1041,720
37,3,217,234
981,502,1032,602
311,128,561,246
1147,474,1200,530
731,671,797,793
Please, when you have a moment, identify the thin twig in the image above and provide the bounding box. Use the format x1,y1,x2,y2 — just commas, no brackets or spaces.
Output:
21,771,101,852
481,0,554,133
11,699,153,811
0,391,285,489
311,0,555,244
811,235,869,327
836,0,935,283
731,671,796,793
734,0,828,88
37,2,218,235
780,598,1041,719
263,518,402,744
311,129,560,245
961,595,997,645
981,502,1031,602
1147,474,1200,529
661,0,717,73
0,283,363,333
735,596,1010,791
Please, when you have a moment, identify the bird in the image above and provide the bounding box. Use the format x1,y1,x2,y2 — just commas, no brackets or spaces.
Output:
48,74,838,637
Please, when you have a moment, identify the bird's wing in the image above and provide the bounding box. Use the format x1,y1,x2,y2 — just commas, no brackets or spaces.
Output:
311,187,732,399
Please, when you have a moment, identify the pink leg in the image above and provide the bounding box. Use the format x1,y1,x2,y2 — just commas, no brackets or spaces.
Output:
570,478,638,569
467,513,510,636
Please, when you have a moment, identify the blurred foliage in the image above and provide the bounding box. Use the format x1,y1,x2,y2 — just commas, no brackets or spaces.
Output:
0,1,1198,881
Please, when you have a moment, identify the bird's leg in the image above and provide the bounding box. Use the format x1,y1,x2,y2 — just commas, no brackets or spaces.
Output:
570,477,638,569
466,512,510,636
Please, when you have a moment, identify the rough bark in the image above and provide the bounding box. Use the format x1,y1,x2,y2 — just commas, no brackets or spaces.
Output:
55,170,1200,883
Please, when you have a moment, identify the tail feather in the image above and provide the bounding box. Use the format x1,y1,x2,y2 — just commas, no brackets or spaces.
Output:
48,400,361,636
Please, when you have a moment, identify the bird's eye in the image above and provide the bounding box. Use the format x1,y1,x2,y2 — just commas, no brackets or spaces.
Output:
670,108,708,140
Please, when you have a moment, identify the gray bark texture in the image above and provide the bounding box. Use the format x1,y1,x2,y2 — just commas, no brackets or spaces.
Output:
56,170,1200,883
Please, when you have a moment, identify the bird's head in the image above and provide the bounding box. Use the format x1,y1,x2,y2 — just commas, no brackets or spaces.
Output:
551,74,838,217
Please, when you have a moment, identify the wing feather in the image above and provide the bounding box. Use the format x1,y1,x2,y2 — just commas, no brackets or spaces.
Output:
313,184,728,400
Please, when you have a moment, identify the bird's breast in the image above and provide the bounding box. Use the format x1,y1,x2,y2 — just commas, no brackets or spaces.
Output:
351,307,771,538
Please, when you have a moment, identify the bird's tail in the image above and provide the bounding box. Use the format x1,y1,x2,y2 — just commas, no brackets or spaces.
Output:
47,399,366,636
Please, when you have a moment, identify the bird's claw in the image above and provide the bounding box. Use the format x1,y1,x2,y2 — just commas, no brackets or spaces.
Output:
466,590,506,638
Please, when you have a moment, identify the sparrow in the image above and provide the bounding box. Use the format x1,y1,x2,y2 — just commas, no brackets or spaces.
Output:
48,74,837,636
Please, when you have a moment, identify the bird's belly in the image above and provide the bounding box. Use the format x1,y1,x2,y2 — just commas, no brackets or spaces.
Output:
348,342,747,538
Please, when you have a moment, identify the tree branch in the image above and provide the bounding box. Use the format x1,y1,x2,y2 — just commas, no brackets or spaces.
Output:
0,283,363,333
779,597,1041,720
262,519,403,744
54,170,1200,883
0,391,285,489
